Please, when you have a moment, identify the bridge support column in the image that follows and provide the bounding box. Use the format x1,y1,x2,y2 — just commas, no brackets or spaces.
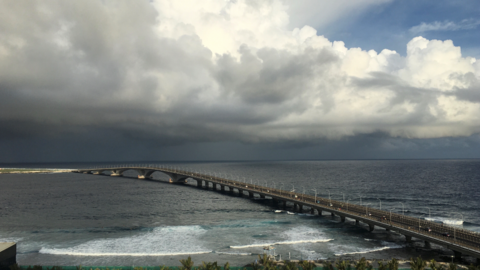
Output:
249,192,254,198
294,203,298,211
111,170,122,177
405,235,412,242
310,208,314,214
318,210,322,216
238,189,243,196
453,251,462,261
299,205,303,213
230,187,234,194
368,224,375,232
197,180,202,188
260,194,265,199
355,220,359,225
221,185,225,192
272,198,278,204
424,241,431,249
386,228,390,231
340,216,345,222
282,201,287,209
331,212,335,217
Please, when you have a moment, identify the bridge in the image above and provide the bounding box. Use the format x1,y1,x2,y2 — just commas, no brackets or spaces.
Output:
74,165,480,263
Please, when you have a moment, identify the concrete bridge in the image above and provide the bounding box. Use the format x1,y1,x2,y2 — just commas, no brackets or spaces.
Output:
75,165,480,262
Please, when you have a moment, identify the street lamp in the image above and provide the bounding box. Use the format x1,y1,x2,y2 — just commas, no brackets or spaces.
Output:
425,207,431,219
280,184,284,195
377,198,382,210
452,213,464,242
312,188,318,203
399,202,405,215
341,193,345,203
389,208,395,224
418,214,426,231
365,203,371,215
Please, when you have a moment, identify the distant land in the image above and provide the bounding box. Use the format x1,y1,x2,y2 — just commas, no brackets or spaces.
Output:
0,168,73,174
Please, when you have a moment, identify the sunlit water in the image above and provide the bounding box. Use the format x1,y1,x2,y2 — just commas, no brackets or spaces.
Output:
1,160,479,266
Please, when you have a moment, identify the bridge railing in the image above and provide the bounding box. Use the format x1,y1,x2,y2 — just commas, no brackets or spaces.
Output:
81,166,480,250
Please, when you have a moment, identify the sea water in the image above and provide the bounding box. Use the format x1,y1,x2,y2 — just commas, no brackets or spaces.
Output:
0,160,479,266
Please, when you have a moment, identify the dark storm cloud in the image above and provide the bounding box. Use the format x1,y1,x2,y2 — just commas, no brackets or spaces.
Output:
0,0,480,162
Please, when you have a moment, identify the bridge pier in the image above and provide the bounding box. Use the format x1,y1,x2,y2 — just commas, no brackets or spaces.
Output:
299,205,303,213
111,170,122,177
221,185,225,192
318,209,322,216
294,203,298,211
282,201,287,209
340,216,345,222
197,180,202,188
249,192,254,198
229,187,234,194
272,198,278,204
424,241,431,249
368,224,375,232
260,194,265,199
310,208,314,214
405,235,412,242
355,220,359,225
331,212,335,217
453,251,462,261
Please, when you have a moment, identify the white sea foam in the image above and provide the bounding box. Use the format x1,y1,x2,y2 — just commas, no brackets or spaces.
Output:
39,249,211,256
425,217,463,225
230,239,333,249
334,242,402,256
231,226,332,249
215,251,252,256
39,225,210,256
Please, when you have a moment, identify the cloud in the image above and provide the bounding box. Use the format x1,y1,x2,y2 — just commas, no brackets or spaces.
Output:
0,0,479,156
409,19,480,34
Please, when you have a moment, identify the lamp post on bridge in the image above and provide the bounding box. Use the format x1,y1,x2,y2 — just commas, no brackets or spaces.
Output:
302,186,305,201
341,193,345,203
280,184,284,195
347,199,351,211
377,198,382,210
452,213,464,243
365,203,371,215
418,214,426,231
312,188,317,204
399,202,405,216
389,208,395,224
425,207,431,219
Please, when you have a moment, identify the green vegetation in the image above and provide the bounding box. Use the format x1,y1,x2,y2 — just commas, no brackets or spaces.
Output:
11,255,479,270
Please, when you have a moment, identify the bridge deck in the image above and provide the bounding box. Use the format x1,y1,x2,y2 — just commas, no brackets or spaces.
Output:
76,166,480,260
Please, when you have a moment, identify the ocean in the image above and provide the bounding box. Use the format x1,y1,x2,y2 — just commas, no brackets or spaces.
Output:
0,160,479,266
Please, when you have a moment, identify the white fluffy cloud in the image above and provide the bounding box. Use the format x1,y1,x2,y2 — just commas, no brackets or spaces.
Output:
0,0,479,145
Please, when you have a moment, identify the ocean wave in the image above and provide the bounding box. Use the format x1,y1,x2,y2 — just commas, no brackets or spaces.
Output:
335,246,396,256
425,217,463,225
215,251,253,256
334,242,402,256
39,248,211,256
37,225,209,256
230,239,333,249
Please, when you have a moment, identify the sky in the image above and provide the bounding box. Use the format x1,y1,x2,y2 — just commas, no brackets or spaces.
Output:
1,0,480,163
